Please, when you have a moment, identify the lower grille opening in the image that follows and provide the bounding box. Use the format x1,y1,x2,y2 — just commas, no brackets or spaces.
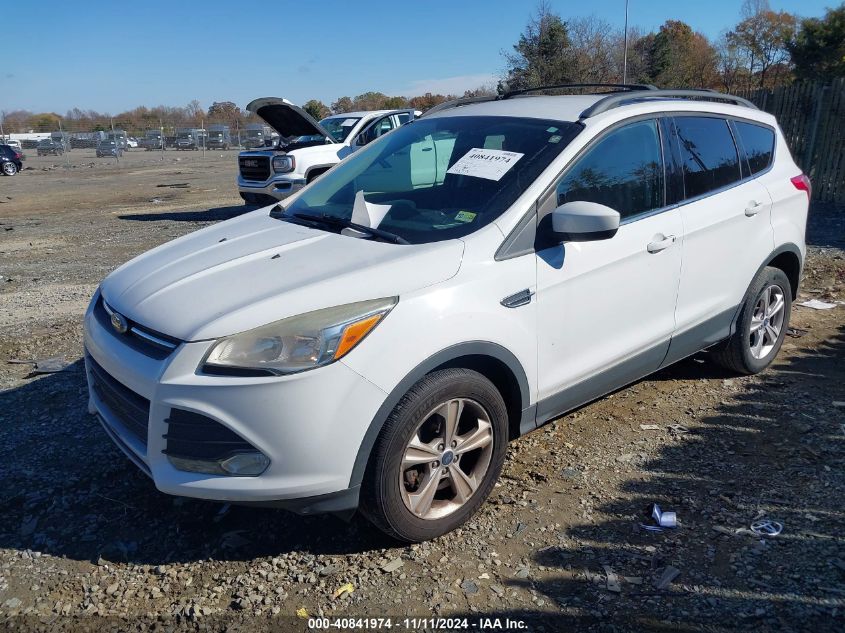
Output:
88,356,150,446
163,409,269,476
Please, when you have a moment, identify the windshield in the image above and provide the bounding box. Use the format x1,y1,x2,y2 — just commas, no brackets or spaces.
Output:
282,116,580,244
319,116,362,142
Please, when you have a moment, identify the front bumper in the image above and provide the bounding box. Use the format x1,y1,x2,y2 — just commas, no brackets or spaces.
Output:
238,173,306,201
83,291,388,513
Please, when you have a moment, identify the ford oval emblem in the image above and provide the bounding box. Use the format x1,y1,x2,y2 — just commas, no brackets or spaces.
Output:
110,311,129,334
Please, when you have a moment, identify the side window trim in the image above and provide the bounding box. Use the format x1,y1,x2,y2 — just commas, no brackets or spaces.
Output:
727,119,750,179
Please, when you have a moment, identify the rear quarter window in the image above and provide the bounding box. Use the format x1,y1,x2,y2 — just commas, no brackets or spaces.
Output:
673,117,742,199
734,121,776,175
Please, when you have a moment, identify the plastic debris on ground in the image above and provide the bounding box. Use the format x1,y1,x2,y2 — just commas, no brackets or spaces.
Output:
655,566,681,589
750,519,783,536
332,583,354,600
640,503,678,532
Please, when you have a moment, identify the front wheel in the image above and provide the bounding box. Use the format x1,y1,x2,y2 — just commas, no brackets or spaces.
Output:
710,266,792,374
361,369,508,542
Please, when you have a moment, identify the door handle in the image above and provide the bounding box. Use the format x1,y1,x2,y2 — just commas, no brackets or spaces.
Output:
647,235,676,253
745,201,764,216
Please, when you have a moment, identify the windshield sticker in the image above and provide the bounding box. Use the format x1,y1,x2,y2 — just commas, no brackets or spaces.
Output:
455,210,477,223
549,135,562,144
341,119,357,126
446,148,524,181
546,127,559,133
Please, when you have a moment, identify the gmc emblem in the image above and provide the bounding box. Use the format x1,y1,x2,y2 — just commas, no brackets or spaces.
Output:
243,159,259,167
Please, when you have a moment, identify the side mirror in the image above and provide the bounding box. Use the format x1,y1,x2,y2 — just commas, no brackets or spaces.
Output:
354,133,369,147
551,201,620,242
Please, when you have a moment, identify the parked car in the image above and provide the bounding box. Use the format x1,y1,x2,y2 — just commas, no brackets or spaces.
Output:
36,139,64,156
237,98,415,205
2,139,22,151
96,140,123,158
0,144,23,175
126,137,139,149
84,85,809,542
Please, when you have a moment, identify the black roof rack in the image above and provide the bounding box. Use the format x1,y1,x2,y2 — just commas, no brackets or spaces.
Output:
421,83,658,118
579,89,758,118
502,82,658,98
420,84,758,119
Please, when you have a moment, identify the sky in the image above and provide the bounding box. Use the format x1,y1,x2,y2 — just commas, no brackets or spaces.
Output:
0,0,834,115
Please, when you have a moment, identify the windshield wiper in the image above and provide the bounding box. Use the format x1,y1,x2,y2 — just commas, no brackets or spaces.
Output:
287,211,410,245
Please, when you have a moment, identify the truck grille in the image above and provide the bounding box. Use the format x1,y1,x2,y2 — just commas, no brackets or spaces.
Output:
239,155,271,181
88,356,150,447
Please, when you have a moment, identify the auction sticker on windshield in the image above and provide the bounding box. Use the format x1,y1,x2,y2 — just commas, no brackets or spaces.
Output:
446,148,524,181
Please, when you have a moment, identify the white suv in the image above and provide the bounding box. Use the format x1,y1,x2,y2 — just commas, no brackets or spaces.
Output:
237,98,416,205
84,85,809,542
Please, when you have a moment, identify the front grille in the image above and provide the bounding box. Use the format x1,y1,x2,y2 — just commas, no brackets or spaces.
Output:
239,155,271,181
88,356,150,446
94,297,180,360
163,409,256,461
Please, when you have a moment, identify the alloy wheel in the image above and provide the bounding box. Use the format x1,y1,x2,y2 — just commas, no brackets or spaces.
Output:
2,162,17,175
399,398,494,520
749,284,785,359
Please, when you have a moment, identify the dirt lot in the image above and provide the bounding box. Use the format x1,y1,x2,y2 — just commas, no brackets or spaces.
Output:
0,154,843,632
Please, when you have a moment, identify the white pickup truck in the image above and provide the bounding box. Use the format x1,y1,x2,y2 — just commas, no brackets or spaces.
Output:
237,98,416,205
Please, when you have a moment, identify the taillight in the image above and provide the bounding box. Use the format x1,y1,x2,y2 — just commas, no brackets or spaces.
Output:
790,174,811,200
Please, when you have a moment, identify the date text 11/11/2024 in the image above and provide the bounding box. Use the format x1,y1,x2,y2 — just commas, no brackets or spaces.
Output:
307,616,529,630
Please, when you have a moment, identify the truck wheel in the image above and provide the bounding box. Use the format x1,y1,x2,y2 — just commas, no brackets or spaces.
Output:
361,369,508,542
710,266,792,375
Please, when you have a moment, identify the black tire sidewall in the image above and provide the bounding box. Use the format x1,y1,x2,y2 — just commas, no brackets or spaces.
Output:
735,267,792,373
363,369,509,542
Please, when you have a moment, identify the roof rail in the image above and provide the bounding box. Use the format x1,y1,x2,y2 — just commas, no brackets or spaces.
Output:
420,95,500,118
502,82,658,98
579,89,759,119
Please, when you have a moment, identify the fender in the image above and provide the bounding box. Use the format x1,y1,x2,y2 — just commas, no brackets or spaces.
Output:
348,341,531,488
730,242,803,335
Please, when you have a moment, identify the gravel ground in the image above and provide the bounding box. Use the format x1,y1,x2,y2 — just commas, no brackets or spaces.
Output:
0,158,843,632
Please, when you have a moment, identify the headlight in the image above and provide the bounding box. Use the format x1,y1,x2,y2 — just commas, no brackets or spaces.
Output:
272,154,295,173
202,297,397,375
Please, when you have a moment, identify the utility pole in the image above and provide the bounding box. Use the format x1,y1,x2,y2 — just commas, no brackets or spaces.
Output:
58,118,69,168
622,0,630,84
160,118,165,161
111,117,119,164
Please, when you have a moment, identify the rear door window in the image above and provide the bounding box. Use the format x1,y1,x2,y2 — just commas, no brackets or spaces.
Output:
734,121,775,175
673,117,742,199
556,119,664,220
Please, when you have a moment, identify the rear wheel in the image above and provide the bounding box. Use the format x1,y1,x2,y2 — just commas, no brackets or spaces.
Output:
361,369,508,542
710,266,791,374
2,162,18,176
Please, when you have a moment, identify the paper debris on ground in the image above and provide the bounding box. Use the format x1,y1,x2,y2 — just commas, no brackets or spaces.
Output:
332,583,354,599
603,565,621,592
381,558,404,573
639,424,660,431
797,299,837,310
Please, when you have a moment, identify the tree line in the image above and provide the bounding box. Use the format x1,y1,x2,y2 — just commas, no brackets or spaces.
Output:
2,0,842,135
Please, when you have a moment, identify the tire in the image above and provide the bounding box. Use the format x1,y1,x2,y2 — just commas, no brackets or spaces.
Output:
2,161,17,176
710,266,792,375
361,368,508,542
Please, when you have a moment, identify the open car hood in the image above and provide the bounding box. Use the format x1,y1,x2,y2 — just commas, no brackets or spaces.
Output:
246,97,333,142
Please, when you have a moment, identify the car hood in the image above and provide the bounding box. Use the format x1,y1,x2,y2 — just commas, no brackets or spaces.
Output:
246,97,334,142
100,208,465,341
